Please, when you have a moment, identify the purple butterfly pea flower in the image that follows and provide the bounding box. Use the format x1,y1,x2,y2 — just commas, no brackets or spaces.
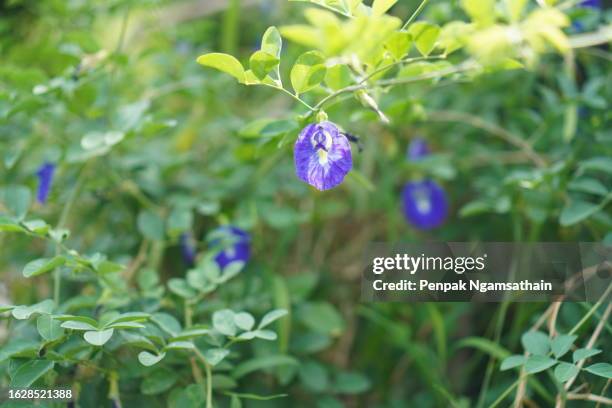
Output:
294,121,352,191
579,0,600,8
35,162,56,204
407,138,430,161
402,179,448,230
180,232,197,267
210,226,251,269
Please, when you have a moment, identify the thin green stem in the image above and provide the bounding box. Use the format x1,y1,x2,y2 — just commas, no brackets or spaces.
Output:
185,301,209,406
358,54,446,85
490,379,520,408
313,60,476,112
569,282,612,335
401,0,430,30
194,348,214,408
262,83,315,111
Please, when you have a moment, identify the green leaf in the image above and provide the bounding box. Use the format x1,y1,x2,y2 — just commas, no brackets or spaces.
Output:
0,216,25,232
299,360,329,392
106,321,145,329
333,372,371,394
166,208,193,236
172,327,211,341
151,312,182,337
2,185,31,220
325,64,352,91
141,368,178,395
234,312,255,331
212,374,237,390
11,299,54,320
165,341,195,351
501,355,526,371
0,340,39,362
550,334,577,359
372,0,397,16
83,328,114,346
290,51,326,95
258,309,288,329
213,309,237,336
384,31,412,61
584,363,612,379
573,348,601,363
36,314,64,341
0,305,14,313
249,51,280,80
232,355,298,379
579,157,612,174
521,331,550,356
196,53,246,84
107,312,150,325
257,330,279,340
10,360,54,388
457,337,511,360
203,348,230,366
568,178,608,196
506,0,528,21
60,320,98,331
260,120,299,139
54,314,99,326
261,26,282,59
22,219,49,235
23,256,66,278
297,302,344,336
137,210,165,241
525,355,557,374
559,199,600,226
138,351,166,366
554,362,579,383
81,131,125,151
461,0,495,26
168,278,198,298
407,22,440,56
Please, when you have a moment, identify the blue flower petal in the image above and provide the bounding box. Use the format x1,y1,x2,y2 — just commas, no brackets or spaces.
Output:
402,180,448,230
579,0,600,8
211,226,251,269
294,121,352,191
407,137,430,161
35,162,56,204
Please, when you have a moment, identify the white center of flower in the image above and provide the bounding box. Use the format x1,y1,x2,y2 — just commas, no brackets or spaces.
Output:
415,190,431,214
312,129,333,165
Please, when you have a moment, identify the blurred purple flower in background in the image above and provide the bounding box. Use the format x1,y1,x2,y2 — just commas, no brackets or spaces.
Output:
402,180,449,230
211,226,251,269
180,232,197,267
35,162,55,204
294,121,352,191
402,138,449,229
579,0,601,8
407,137,430,161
